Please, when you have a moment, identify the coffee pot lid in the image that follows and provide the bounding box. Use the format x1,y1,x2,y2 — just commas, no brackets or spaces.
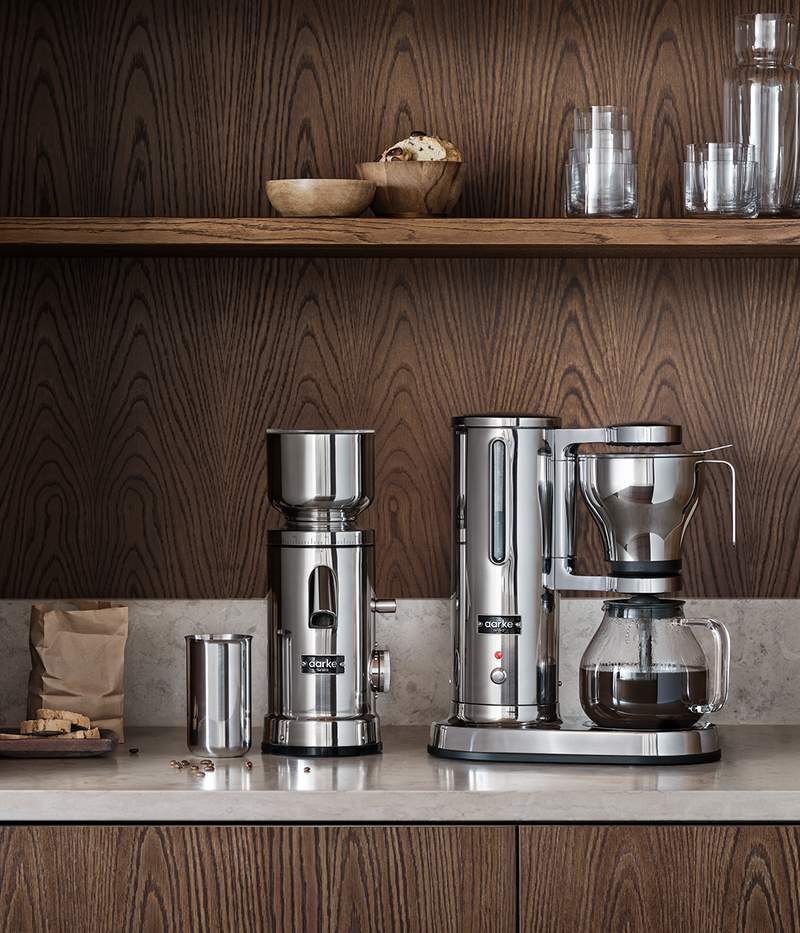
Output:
601,595,685,619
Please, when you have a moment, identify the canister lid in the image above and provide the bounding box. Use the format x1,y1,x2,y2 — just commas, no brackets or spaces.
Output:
602,595,685,619
266,428,374,434
451,413,561,428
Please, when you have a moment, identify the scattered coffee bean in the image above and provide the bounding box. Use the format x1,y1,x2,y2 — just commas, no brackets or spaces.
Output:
181,760,190,767
194,771,205,779
128,748,139,754
200,759,213,765
245,761,253,770
304,767,311,773
191,765,199,770
204,764,215,772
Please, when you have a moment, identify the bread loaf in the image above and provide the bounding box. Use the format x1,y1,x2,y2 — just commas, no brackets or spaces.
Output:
378,131,461,162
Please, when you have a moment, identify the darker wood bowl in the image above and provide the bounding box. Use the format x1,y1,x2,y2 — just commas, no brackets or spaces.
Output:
355,161,466,217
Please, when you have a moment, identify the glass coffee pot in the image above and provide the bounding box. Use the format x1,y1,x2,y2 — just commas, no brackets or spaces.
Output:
579,596,730,730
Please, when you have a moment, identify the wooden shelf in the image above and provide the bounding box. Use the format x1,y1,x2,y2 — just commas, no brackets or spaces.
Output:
2,216,800,258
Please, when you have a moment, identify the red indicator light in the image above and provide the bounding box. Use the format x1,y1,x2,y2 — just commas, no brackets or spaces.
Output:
494,651,503,659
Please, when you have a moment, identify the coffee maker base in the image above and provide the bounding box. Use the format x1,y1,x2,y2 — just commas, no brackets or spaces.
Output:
428,719,722,765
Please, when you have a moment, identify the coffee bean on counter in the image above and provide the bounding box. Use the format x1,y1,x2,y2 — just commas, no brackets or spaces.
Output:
245,761,253,770
181,760,190,767
191,765,199,770
128,748,139,754
200,759,213,765
304,767,311,773
194,771,205,779
204,764,215,772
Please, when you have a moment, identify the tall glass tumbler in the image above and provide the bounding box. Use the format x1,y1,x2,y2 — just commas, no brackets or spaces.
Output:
186,634,252,757
723,13,800,215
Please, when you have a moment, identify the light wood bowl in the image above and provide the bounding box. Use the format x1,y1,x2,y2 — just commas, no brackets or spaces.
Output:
355,161,466,217
266,179,376,217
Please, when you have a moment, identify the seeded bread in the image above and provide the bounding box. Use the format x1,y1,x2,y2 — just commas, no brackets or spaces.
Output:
20,718,71,734
379,132,461,162
36,708,91,730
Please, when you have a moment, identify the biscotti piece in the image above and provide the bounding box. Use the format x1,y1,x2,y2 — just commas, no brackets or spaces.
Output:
55,727,101,739
20,718,71,734
36,708,91,730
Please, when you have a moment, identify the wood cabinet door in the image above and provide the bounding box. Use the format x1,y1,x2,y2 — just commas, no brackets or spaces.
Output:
521,825,800,933
0,824,516,933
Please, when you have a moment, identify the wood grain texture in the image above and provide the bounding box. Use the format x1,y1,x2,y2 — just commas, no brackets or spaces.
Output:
5,217,800,257
0,824,516,933
1,0,799,599
3,0,799,219
521,825,800,933
0,254,793,598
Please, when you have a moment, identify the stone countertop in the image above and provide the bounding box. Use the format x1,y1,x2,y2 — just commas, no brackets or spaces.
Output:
0,725,798,824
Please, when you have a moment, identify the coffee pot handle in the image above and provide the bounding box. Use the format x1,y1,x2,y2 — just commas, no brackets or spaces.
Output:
699,459,737,548
674,617,731,713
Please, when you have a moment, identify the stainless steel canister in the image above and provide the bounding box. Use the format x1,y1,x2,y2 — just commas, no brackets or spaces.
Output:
185,634,252,757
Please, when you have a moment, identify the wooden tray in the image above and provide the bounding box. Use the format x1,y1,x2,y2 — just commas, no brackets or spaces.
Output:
0,728,119,758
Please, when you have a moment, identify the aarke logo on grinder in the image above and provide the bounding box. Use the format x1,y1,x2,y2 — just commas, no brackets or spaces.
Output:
301,655,346,674
477,615,522,635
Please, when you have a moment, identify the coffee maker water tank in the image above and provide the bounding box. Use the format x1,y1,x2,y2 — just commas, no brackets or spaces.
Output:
449,414,562,726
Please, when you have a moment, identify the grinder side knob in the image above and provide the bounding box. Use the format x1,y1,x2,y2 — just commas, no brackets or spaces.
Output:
370,650,391,692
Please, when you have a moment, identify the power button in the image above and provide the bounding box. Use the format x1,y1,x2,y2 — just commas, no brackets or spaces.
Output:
490,668,507,685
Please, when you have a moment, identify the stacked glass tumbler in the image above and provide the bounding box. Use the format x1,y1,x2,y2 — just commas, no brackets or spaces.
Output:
565,106,638,217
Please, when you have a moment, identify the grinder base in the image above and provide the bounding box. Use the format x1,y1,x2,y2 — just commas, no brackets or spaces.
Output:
263,741,382,757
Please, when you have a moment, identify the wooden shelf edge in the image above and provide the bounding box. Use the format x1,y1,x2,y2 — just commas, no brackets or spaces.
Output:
2,216,800,257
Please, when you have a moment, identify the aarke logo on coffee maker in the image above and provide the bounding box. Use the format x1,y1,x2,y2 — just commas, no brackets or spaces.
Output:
429,414,736,766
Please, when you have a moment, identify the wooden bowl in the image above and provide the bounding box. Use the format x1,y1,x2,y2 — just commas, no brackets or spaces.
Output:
266,179,376,217
355,161,466,217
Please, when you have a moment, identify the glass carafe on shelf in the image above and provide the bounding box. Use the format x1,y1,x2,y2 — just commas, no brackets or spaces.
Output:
723,13,800,215
579,596,730,731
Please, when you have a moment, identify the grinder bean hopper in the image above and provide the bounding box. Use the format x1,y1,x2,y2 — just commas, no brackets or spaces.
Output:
264,429,395,757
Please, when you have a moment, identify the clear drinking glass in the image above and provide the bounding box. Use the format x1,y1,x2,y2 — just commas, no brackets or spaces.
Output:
565,162,638,217
683,142,759,217
723,13,800,215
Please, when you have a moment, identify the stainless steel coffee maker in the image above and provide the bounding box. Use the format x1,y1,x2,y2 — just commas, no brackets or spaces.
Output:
429,414,735,765
264,429,394,757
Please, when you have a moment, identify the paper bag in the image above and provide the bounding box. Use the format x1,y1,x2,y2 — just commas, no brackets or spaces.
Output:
27,600,128,739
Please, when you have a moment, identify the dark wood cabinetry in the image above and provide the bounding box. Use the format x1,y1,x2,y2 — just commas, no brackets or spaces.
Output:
4,823,800,932
1,0,798,601
0,824,516,933
521,825,800,933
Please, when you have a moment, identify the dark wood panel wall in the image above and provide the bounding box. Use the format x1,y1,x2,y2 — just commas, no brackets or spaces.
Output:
0,0,797,598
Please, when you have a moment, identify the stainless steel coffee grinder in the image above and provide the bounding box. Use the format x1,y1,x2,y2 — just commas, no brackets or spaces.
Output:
264,429,394,757
429,414,735,765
